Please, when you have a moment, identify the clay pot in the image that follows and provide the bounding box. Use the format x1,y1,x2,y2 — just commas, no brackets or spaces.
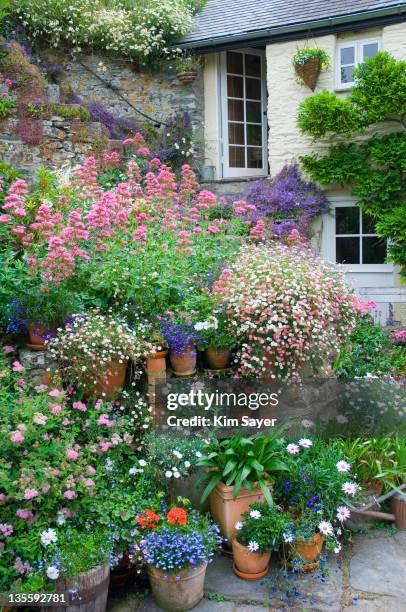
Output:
27,323,55,351
93,360,128,399
146,349,168,383
232,538,270,580
294,56,322,90
169,347,196,376
147,560,207,611
176,70,197,84
288,532,325,569
209,481,272,542
205,347,231,370
41,563,109,611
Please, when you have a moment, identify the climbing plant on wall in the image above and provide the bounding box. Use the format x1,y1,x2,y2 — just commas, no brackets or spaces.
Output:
297,51,406,279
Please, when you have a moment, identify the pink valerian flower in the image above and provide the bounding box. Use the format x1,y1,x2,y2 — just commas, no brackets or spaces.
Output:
16,509,34,521
87,465,96,475
0,214,11,223
101,150,121,167
12,361,24,372
71,156,102,200
351,297,377,313
64,490,76,500
24,488,39,500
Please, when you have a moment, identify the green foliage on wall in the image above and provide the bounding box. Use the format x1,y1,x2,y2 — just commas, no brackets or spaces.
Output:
297,52,406,279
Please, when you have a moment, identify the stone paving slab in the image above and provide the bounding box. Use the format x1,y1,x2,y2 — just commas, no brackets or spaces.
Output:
349,531,406,599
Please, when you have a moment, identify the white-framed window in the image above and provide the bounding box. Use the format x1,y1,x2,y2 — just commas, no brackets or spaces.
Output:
336,38,381,89
219,49,268,178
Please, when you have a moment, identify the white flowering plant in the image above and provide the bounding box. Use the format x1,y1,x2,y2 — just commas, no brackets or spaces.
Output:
235,502,291,553
10,0,196,65
144,432,208,481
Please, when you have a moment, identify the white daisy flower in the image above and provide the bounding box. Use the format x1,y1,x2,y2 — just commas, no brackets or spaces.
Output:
247,541,259,552
336,460,351,473
235,521,243,530
318,521,334,536
299,438,313,448
46,566,59,580
336,506,351,522
41,529,58,546
249,510,261,519
286,443,300,454
342,482,358,496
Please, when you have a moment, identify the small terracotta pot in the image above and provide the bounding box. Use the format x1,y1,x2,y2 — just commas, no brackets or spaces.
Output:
232,538,270,580
93,360,128,399
205,347,231,370
290,532,324,563
147,560,207,611
209,481,272,541
27,323,55,351
169,347,196,376
146,349,168,373
176,70,197,84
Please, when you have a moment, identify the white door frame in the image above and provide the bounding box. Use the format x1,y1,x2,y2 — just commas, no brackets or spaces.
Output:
219,49,268,179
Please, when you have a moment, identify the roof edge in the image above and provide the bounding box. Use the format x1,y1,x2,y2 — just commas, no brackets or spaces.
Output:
178,3,406,49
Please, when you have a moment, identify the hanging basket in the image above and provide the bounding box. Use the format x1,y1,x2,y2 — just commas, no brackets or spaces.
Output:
294,56,322,91
176,70,197,84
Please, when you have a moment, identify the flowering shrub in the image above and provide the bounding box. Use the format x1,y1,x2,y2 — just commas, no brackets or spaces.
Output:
48,310,155,393
0,354,151,590
10,0,196,65
244,162,329,240
214,243,357,379
137,506,222,572
235,502,291,553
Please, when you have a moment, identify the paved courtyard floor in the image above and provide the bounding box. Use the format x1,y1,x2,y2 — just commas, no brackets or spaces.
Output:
107,528,406,611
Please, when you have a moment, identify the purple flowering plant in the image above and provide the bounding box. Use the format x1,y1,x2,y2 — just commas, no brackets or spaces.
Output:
244,162,329,239
159,313,201,355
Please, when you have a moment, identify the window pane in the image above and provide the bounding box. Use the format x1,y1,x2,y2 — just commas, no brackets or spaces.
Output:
341,65,355,83
362,210,377,235
229,146,245,168
336,207,360,234
247,124,262,146
228,123,245,145
341,46,355,64
247,147,262,168
228,99,244,121
363,42,379,59
245,54,261,77
227,75,243,98
246,78,261,100
227,52,243,74
363,237,387,264
246,101,262,123
336,237,360,264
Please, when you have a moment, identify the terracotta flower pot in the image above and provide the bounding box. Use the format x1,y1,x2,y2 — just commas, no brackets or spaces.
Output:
27,323,55,351
209,481,272,542
93,360,128,399
205,347,231,370
232,538,270,580
147,560,207,611
169,347,196,376
289,532,325,567
176,70,197,84
146,349,168,372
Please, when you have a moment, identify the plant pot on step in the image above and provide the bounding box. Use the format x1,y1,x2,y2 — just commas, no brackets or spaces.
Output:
92,360,128,399
27,323,55,351
209,481,273,542
176,70,197,84
147,560,207,611
232,538,271,580
146,349,168,382
41,563,110,612
294,56,322,90
205,347,231,370
170,347,196,376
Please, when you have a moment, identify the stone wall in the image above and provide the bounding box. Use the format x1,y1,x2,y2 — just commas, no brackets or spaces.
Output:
0,51,204,177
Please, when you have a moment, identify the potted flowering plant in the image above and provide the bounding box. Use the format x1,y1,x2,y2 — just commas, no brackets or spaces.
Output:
276,439,359,571
195,312,235,370
232,502,291,580
49,310,154,398
136,504,222,611
292,47,331,90
174,54,201,84
197,434,288,541
160,314,201,376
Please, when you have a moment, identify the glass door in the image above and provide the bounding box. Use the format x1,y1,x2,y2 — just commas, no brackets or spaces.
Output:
221,50,267,178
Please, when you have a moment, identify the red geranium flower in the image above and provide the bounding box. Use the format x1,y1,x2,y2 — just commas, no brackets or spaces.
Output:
167,507,187,526
136,509,160,529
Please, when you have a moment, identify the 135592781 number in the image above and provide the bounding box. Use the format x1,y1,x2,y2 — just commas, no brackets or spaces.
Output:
6,592,66,604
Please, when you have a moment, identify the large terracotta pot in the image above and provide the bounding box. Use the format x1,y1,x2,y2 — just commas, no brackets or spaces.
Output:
209,481,272,542
27,323,55,351
41,563,109,611
169,347,196,376
205,347,231,370
232,538,270,580
147,560,207,611
93,360,128,399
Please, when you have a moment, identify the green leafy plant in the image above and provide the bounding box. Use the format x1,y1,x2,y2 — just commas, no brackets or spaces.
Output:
292,47,331,69
0,91,14,118
197,434,288,504
174,53,201,73
236,502,291,552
